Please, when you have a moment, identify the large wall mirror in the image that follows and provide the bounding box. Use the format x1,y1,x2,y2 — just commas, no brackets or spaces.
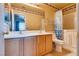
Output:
4,9,45,32
4,4,45,32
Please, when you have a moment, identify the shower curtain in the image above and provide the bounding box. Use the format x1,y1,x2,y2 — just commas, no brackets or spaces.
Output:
54,10,63,40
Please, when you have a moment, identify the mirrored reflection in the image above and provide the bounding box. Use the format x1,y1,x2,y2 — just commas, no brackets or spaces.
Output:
4,11,26,31
14,14,26,31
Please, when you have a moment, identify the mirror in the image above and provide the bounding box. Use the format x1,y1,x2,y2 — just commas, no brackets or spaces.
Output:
4,4,45,32
4,11,12,32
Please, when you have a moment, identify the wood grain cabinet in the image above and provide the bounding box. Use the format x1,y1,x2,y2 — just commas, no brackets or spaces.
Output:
36,35,46,56
5,34,53,56
19,39,24,56
36,34,53,56
23,36,37,56
5,39,20,56
45,35,53,54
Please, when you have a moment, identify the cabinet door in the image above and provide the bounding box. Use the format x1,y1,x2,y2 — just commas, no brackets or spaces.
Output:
45,35,53,53
23,36,36,56
5,39,20,56
36,35,46,56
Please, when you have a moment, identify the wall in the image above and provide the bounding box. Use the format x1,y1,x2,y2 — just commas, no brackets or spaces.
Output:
38,4,56,31
63,12,76,29
63,30,77,52
0,4,5,56
62,4,76,29
26,13,43,30
62,4,77,54
39,4,76,31
5,3,76,31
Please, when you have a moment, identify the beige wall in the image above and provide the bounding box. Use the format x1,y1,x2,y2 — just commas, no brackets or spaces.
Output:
63,12,76,29
26,13,43,30
40,4,76,31
38,4,56,31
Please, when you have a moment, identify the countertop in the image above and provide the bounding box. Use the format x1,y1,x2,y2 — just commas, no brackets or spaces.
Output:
4,30,53,39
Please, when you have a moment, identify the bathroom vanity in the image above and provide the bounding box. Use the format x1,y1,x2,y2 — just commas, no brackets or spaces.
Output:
4,4,53,56
4,31,53,56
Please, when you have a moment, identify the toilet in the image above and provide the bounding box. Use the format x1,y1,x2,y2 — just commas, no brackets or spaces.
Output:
53,33,64,52
55,39,64,52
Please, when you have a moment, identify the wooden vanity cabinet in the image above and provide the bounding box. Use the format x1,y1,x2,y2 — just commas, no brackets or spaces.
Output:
5,39,20,56
36,34,53,56
45,35,53,54
5,37,37,56
36,35,46,56
23,36,37,56
5,34,53,56
19,39,24,56
23,34,53,56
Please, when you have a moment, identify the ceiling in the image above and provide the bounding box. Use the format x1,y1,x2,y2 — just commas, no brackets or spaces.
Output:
48,3,75,9
6,3,75,11
32,3,75,10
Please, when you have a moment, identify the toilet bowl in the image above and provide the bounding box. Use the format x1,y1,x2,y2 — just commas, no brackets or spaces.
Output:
55,39,64,52
53,33,64,52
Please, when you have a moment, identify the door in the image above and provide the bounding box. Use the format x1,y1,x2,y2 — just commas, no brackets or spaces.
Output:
5,39,20,56
23,36,36,56
0,4,5,56
36,35,46,56
45,35,53,53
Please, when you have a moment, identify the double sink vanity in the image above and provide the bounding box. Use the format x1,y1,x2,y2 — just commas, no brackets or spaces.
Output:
4,30,53,56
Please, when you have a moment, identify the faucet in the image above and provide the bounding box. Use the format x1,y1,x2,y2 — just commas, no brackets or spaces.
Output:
19,31,22,34
4,32,9,34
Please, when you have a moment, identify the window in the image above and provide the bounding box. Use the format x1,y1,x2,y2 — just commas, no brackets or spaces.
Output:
14,14,26,31
4,11,26,31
